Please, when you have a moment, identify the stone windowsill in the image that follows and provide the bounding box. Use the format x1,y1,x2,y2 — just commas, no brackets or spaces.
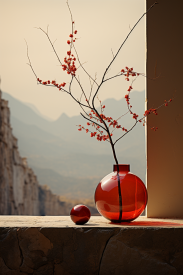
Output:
0,215,183,228
0,216,183,275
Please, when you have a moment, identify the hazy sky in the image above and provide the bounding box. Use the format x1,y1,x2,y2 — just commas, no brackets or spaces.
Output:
0,0,145,120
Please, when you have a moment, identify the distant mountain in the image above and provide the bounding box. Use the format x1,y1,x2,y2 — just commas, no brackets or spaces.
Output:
11,116,90,157
2,90,146,197
23,101,54,121
2,90,146,152
2,92,51,129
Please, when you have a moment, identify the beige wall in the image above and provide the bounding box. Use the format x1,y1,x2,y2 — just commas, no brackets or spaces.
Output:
146,0,183,218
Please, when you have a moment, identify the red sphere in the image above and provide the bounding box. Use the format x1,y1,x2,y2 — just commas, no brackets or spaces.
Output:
95,164,148,222
70,204,91,225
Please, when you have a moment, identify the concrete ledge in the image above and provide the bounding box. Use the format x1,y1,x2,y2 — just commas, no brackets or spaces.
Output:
0,216,183,275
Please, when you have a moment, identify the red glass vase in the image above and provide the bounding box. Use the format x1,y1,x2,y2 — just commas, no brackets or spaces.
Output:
94,164,148,222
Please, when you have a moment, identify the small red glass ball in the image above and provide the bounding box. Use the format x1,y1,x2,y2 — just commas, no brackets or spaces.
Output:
70,204,91,225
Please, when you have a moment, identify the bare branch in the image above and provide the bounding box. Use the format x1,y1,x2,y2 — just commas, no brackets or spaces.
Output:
74,75,90,104
66,0,74,52
36,27,63,66
25,40,38,79
91,2,158,114
114,120,138,145
73,44,99,87
101,2,158,82
68,75,74,94
116,110,130,122
77,61,88,71
88,73,97,102
79,104,91,118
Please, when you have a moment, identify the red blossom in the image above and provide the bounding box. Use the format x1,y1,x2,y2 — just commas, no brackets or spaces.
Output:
133,113,138,119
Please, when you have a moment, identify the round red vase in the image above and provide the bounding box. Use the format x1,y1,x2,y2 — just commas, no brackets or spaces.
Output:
94,165,148,222
70,204,91,225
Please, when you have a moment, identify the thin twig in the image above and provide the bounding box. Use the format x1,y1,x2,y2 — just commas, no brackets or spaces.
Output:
114,120,138,145
25,40,38,79
73,44,99,87
36,27,63,65
101,2,158,82
89,73,97,102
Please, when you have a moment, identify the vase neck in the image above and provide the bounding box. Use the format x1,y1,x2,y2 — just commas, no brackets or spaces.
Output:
113,164,130,172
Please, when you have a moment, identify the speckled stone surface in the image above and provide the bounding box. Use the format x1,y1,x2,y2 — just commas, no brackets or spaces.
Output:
0,216,183,274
